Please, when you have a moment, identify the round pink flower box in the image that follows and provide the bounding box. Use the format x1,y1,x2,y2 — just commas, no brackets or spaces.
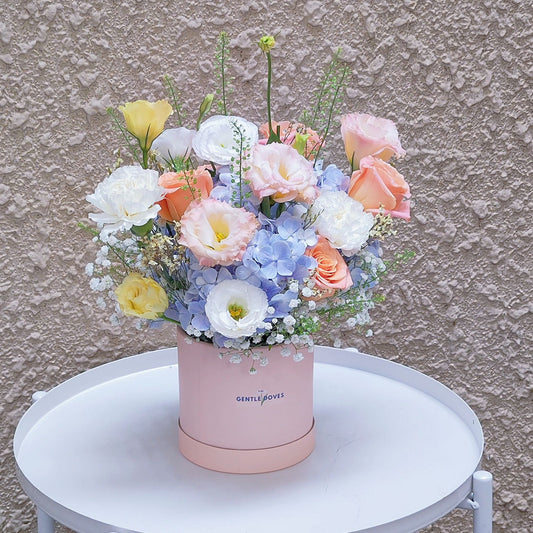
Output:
177,328,315,474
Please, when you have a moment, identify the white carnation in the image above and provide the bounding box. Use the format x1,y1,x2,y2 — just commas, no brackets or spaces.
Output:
151,127,196,165
87,166,164,235
205,279,268,339
311,190,374,255
192,115,259,165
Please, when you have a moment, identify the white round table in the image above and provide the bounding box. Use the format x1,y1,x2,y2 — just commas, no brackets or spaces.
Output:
14,346,492,533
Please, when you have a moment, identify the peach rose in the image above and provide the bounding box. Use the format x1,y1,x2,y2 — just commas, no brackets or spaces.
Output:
348,156,410,220
305,236,353,300
258,121,323,159
341,113,405,168
157,166,213,222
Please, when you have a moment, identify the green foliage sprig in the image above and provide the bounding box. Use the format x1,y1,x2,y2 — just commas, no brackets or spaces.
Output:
301,48,349,159
163,75,185,126
215,31,233,115
106,107,142,166
316,249,415,324
229,120,252,208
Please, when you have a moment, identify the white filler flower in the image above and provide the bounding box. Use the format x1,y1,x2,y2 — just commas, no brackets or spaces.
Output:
192,115,259,165
311,190,374,256
87,166,165,235
205,279,268,339
151,127,196,164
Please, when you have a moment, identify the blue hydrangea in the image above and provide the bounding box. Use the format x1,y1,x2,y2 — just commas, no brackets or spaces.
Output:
210,166,261,213
240,210,317,287
317,164,350,192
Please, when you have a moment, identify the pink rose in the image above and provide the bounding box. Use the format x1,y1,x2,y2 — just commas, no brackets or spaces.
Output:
348,156,410,220
258,121,323,159
179,198,259,267
158,166,213,222
341,113,406,168
305,236,353,300
246,143,319,204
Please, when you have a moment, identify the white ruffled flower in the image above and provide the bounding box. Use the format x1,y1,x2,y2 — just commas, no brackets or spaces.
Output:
151,127,196,164
205,279,268,339
310,190,374,256
192,115,259,165
87,166,164,235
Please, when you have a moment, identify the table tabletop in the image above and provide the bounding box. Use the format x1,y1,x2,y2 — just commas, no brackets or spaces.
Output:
14,346,483,533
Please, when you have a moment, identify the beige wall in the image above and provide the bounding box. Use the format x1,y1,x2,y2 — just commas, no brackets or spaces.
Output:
1,0,531,531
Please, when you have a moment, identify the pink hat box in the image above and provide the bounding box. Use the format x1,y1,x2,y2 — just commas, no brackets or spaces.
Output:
176,327,315,474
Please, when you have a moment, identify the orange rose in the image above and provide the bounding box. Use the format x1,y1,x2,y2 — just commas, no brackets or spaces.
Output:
305,237,353,300
348,156,410,220
158,166,213,222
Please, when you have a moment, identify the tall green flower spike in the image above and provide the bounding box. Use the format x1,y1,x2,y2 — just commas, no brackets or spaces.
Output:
258,35,281,144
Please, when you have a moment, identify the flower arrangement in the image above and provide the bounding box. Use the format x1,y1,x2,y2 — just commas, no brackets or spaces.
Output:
84,34,412,369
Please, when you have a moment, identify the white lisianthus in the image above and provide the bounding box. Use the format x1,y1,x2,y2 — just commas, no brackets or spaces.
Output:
192,115,259,165
205,279,268,339
310,190,374,256
151,127,196,165
87,166,164,235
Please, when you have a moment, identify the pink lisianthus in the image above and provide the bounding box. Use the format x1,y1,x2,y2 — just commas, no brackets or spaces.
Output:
178,198,259,267
341,113,406,168
258,121,323,159
348,156,411,220
246,143,319,204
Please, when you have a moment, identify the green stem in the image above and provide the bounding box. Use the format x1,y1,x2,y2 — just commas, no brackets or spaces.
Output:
160,315,180,324
221,40,227,115
265,53,281,144
267,52,273,136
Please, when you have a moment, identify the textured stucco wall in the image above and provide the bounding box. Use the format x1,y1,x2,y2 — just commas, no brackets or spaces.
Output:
1,0,531,531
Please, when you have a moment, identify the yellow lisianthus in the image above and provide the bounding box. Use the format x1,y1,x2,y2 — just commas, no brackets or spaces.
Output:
119,100,173,151
115,272,169,319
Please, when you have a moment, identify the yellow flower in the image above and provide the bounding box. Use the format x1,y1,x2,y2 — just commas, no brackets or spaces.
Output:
119,100,173,150
115,273,169,319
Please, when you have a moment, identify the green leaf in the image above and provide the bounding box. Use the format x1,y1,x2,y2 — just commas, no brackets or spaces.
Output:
131,219,154,237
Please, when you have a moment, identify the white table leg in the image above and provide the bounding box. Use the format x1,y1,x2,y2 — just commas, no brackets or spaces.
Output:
37,507,55,533
473,470,493,533
32,392,55,533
